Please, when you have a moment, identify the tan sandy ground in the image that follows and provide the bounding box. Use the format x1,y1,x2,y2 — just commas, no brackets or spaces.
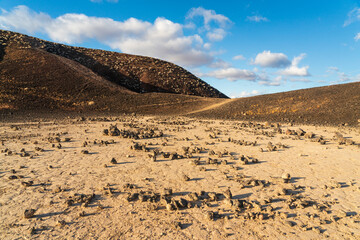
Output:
0,116,359,240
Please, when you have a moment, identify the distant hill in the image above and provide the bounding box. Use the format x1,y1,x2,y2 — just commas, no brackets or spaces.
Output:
188,82,360,126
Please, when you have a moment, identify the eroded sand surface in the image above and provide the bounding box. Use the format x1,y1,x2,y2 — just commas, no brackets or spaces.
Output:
0,116,359,239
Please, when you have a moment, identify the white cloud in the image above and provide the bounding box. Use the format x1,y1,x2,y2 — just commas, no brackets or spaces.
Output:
186,7,231,42
233,55,245,60
203,42,211,50
206,28,226,41
0,5,215,67
327,66,360,84
207,67,257,81
247,15,269,22
209,59,232,69
253,50,291,68
355,33,360,41
344,8,360,42
355,74,360,82
259,81,281,86
232,90,261,98
289,78,311,83
0,5,51,34
344,7,360,26
258,75,282,86
327,66,339,72
186,7,231,30
338,72,350,82
279,53,310,76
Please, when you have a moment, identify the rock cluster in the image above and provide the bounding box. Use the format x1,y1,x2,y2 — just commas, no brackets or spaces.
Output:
103,124,163,139
333,132,355,145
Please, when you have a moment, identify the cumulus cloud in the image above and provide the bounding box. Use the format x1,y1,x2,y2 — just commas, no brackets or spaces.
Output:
209,59,232,69
186,7,231,30
0,5,215,67
246,15,269,22
206,28,226,41
0,5,51,34
186,7,231,42
344,7,360,26
258,75,282,86
279,53,310,76
253,50,291,68
233,55,245,61
355,33,360,41
206,67,257,81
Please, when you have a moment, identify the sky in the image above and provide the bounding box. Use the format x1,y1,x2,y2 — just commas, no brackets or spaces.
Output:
0,0,359,98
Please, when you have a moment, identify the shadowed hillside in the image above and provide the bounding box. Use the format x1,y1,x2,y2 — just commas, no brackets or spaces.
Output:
0,30,227,98
0,43,221,114
0,30,225,117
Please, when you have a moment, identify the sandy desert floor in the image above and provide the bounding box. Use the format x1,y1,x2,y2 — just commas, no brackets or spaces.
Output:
0,115,359,239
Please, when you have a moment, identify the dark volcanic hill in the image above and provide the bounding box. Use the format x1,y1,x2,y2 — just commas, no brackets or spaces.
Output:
0,30,227,99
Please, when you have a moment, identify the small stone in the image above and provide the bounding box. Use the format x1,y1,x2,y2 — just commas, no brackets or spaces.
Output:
188,192,199,201
258,213,265,220
166,203,175,211
182,174,190,181
224,188,232,199
162,188,173,196
81,150,89,154
280,212,288,219
285,220,296,227
57,220,66,226
205,211,215,221
21,181,34,187
29,226,36,235
171,221,182,230
53,186,62,193
146,203,158,211
24,209,36,218
65,199,74,207
312,227,321,234
282,173,291,183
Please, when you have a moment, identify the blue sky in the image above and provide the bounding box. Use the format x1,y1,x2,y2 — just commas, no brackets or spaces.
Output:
1,0,359,98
